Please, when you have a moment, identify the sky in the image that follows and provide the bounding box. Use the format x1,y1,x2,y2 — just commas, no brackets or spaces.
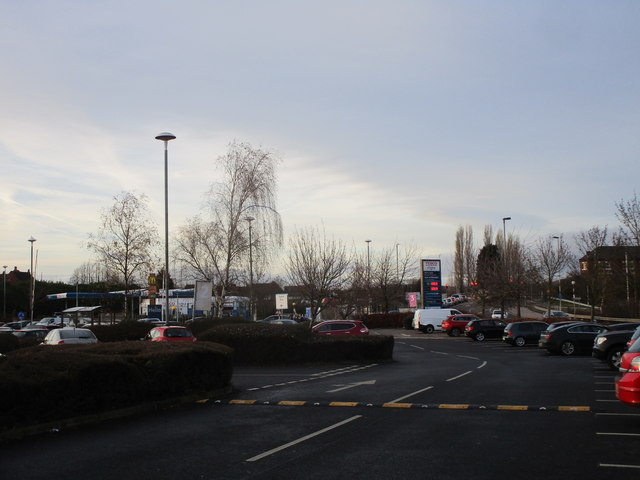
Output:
1,0,639,284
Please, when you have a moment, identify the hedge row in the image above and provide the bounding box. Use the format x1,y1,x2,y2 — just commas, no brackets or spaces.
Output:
0,341,233,431
198,322,395,364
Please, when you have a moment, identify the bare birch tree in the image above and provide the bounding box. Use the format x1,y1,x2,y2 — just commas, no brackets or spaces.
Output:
87,191,158,319
575,226,609,321
285,226,351,321
174,141,282,315
531,235,573,316
616,193,640,246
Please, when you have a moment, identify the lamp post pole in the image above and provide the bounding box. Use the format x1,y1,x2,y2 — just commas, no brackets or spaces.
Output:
245,216,255,321
28,237,36,323
571,280,576,317
155,132,176,325
553,235,562,312
501,217,511,319
3,265,7,321
365,240,371,313
502,217,511,246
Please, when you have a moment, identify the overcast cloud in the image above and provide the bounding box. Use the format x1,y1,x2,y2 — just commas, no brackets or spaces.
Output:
1,1,638,282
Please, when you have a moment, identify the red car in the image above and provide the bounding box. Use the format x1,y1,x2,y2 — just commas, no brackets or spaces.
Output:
442,314,480,337
616,341,640,407
146,326,197,342
311,320,369,336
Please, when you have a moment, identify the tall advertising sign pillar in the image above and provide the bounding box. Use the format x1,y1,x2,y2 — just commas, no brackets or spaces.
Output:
420,259,442,308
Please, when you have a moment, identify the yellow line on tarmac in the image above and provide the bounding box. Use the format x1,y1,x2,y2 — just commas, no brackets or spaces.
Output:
229,399,257,405
383,403,413,408
558,406,591,412
438,404,469,410
278,401,307,406
497,405,529,411
329,402,359,407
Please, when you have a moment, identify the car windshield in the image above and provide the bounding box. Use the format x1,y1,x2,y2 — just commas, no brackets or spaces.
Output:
165,328,191,337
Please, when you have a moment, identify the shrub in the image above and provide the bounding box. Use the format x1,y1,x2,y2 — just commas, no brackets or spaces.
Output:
358,312,413,329
198,322,394,365
0,341,233,431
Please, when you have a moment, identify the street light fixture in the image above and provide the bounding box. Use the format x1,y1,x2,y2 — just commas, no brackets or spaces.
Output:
28,237,36,323
155,132,176,324
502,217,511,245
245,216,255,321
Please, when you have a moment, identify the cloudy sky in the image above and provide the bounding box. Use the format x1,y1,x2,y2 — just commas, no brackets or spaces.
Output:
2,1,638,283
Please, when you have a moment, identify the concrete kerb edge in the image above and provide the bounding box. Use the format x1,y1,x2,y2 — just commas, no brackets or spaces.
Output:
0,385,233,443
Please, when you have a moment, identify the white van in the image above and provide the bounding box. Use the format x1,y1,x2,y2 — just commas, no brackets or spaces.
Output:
413,308,463,333
42,327,98,345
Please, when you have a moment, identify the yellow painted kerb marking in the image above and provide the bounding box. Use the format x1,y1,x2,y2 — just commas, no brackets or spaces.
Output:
383,403,413,408
497,405,528,411
229,399,257,405
558,406,591,412
329,402,359,407
438,404,469,410
278,401,307,406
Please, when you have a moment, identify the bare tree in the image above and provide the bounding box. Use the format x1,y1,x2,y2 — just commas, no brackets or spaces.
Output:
616,193,640,246
87,191,158,319
575,226,609,321
175,141,282,315
285,226,352,321
531,235,573,316
69,261,115,285
453,225,475,293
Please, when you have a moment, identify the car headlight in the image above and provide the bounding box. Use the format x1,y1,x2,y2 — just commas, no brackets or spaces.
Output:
595,337,607,345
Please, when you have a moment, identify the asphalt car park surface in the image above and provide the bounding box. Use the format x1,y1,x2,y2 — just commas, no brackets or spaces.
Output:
1,329,639,480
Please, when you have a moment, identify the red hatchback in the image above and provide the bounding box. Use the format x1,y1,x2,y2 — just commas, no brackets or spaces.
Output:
147,326,197,343
616,341,640,407
312,320,369,336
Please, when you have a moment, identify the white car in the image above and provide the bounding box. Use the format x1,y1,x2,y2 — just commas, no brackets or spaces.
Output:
490,309,509,319
42,327,98,345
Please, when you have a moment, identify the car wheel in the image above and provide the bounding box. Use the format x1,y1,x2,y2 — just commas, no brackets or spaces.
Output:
451,328,461,337
560,341,576,356
425,324,435,334
607,347,624,370
475,332,485,341
514,336,526,347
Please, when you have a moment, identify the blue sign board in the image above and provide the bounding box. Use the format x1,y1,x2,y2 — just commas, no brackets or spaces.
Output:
420,259,442,308
148,304,162,320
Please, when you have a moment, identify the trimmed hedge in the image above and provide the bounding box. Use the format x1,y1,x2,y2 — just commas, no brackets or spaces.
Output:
358,312,414,329
198,322,394,364
0,341,233,431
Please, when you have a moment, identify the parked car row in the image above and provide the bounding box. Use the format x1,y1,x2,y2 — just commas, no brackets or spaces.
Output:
442,294,468,307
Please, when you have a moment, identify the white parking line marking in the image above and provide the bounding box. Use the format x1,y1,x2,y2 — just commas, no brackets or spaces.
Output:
410,345,425,350
430,351,449,355
458,355,480,360
447,371,472,382
389,386,434,403
246,415,362,462
597,432,640,437
477,361,487,369
596,399,619,402
596,412,640,417
599,463,640,470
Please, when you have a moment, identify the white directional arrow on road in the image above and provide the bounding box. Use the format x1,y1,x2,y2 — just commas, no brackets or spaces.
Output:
327,380,377,393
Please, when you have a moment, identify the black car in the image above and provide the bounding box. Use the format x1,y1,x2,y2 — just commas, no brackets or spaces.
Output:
539,322,607,356
502,321,549,347
464,319,507,341
592,325,640,370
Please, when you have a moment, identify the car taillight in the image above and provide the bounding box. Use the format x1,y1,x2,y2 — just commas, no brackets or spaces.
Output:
467,326,474,331
57,340,65,344
507,331,513,337
360,328,368,334
442,321,450,328
629,357,640,372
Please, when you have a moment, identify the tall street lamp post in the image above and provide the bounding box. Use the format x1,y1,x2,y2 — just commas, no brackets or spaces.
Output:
245,216,255,321
28,237,36,323
3,265,7,321
501,217,511,319
365,240,372,313
553,235,562,312
155,132,176,324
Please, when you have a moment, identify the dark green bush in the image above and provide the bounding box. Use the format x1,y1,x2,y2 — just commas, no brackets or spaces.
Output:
0,333,20,353
0,341,233,431
198,322,394,365
359,312,413,329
